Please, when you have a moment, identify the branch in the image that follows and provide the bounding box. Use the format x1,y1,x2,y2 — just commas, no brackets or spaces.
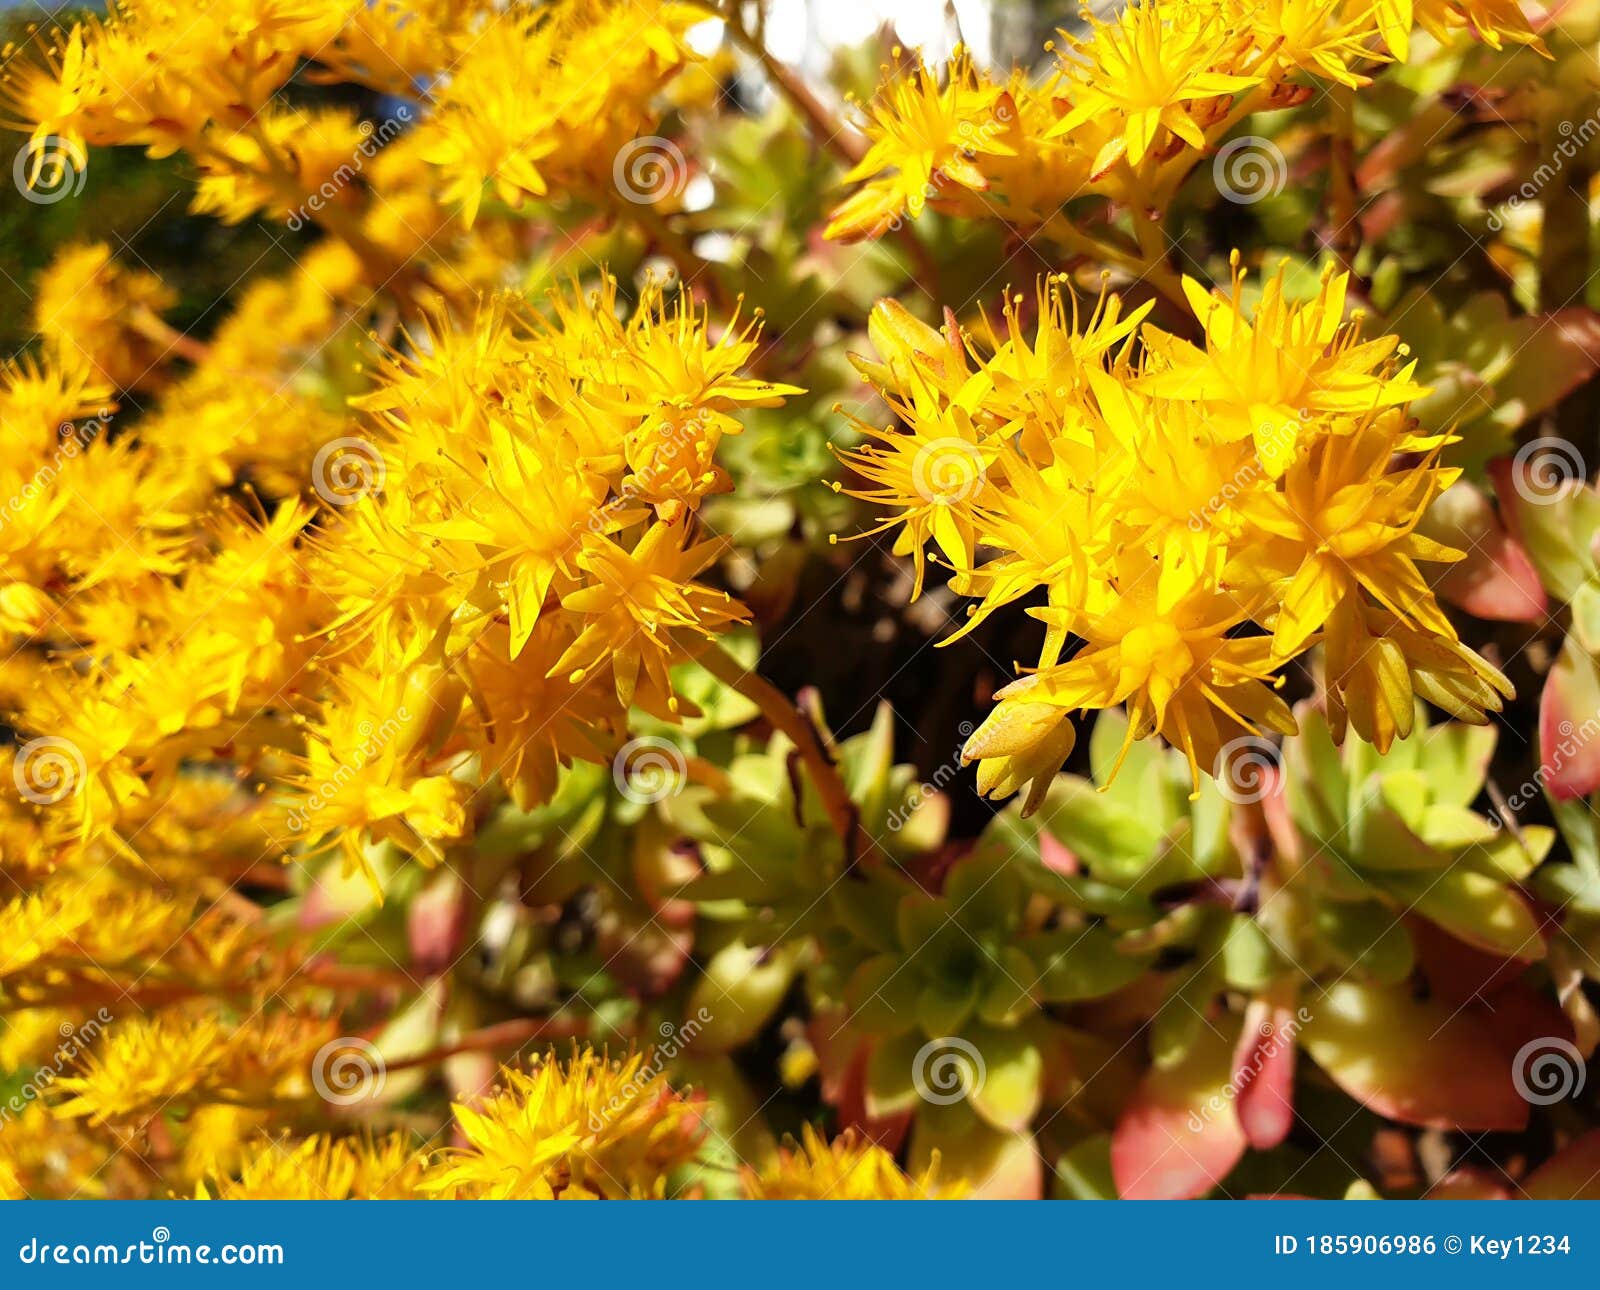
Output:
692,638,870,862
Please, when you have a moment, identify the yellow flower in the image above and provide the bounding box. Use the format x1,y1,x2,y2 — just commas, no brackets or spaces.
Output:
988,556,1295,789
836,382,998,601
284,627,469,892
1049,1,1260,171
826,49,1017,241
1231,0,1388,86
745,1127,959,1199
31,243,176,391
413,1,699,225
1373,0,1548,60
1236,416,1461,656
553,522,748,711
845,262,1497,802
1139,262,1427,477
52,1010,336,1125
190,106,369,225
205,1134,428,1200
423,1049,704,1199
1322,599,1511,751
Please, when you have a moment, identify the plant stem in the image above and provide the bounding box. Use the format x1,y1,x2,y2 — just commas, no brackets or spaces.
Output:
382,1015,588,1074
128,307,212,366
1327,83,1360,271
693,639,867,860
716,6,865,167
1041,214,1188,310
619,197,733,314
707,0,942,301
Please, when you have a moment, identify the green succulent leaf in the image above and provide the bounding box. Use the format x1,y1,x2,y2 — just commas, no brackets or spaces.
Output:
1024,925,1154,1002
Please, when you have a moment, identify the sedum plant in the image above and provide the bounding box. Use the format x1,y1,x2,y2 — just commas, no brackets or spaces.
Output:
0,0,1596,1203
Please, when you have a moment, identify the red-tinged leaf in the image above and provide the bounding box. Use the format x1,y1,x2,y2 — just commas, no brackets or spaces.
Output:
1409,916,1537,1005
1232,994,1297,1150
634,836,701,924
407,871,465,974
910,1103,1043,1199
1260,768,1301,863
1428,1167,1512,1199
808,1010,911,1153
1523,1131,1600,1199
1540,634,1600,801
1112,1024,1247,1199
1487,457,1599,602
1357,101,1498,191
1301,982,1529,1132
1494,309,1600,434
1038,829,1079,876
1422,481,1547,622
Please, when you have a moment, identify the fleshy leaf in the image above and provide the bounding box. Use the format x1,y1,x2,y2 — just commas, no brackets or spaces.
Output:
1300,981,1529,1131
1111,1024,1247,1200
1540,633,1600,801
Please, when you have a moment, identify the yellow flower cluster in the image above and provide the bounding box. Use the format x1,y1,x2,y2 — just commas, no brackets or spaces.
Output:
744,1127,959,1200
5,0,704,290
200,1051,939,1200
0,196,792,1196
840,263,1510,807
293,277,796,888
827,0,1545,246
0,266,789,911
